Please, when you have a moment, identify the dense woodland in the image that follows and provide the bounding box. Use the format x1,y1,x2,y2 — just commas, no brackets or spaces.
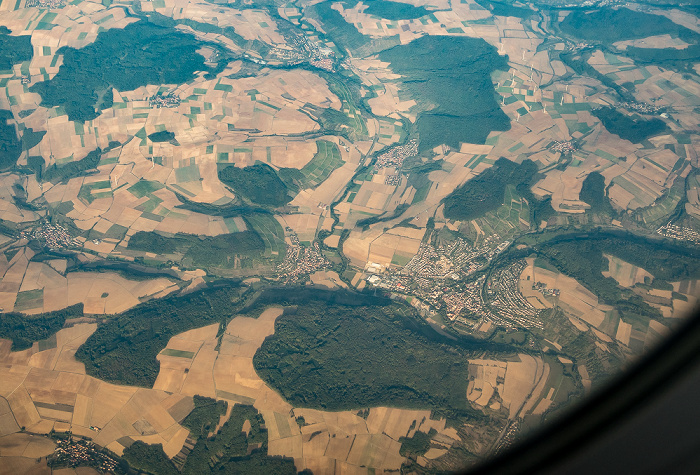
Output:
0,110,22,171
181,395,228,438
0,304,83,350
591,107,669,143
378,36,511,151
355,0,429,20
42,148,103,183
560,7,698,43
0,26,32,70
579,171,615,215
30,21,207,122
252,290,513,419
147,130,175,142
443,158,538,221
399,430,433,458
218,163,292,207
626,42,700,68
474,0,534,19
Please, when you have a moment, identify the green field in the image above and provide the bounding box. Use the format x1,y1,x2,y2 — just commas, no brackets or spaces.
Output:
297,140,344,189
77,180,112,204
183,232,265,269
127,230,266,270
322,74,369,138
160,348,195,358
244,214,286,262
14,288,44,312
474,184,532,236
638,186,682,225
127,179,165,199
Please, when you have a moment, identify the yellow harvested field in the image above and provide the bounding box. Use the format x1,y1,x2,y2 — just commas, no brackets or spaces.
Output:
614,33,689,49
615,320,633,346
5,259,178,315
577,364,592,393
468,355,549,420
21,437,56,458
521,363,551,416
568,316,589,332
346,433,402,470
648,319,670,337
0,324,192,458
309,270,348,289
180,345,218,399
531,395,554,416
502,354,541,419
0,432,58,475
591,327,613,344
365,407,433,441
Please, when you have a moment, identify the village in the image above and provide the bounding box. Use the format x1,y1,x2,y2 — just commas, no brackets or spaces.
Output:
149,92,181,109
269,21,339,72
375,139,418,169
24,0,64,8
486,260,544,330
364,234,517,326
276,227,330,283
49,437,118,473
549,140,577,154
656,223,700,245
619,100,665,115
20,221,79,250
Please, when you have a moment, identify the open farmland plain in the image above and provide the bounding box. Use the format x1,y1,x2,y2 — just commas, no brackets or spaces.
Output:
0,0,699,472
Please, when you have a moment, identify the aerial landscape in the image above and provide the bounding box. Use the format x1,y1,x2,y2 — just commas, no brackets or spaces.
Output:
0,0,699,472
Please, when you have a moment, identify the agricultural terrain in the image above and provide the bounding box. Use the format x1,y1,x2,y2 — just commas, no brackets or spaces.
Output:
0,0,699,473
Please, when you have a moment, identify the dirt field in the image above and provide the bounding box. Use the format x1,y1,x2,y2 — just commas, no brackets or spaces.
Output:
0,323,193,457
468,354,548,420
